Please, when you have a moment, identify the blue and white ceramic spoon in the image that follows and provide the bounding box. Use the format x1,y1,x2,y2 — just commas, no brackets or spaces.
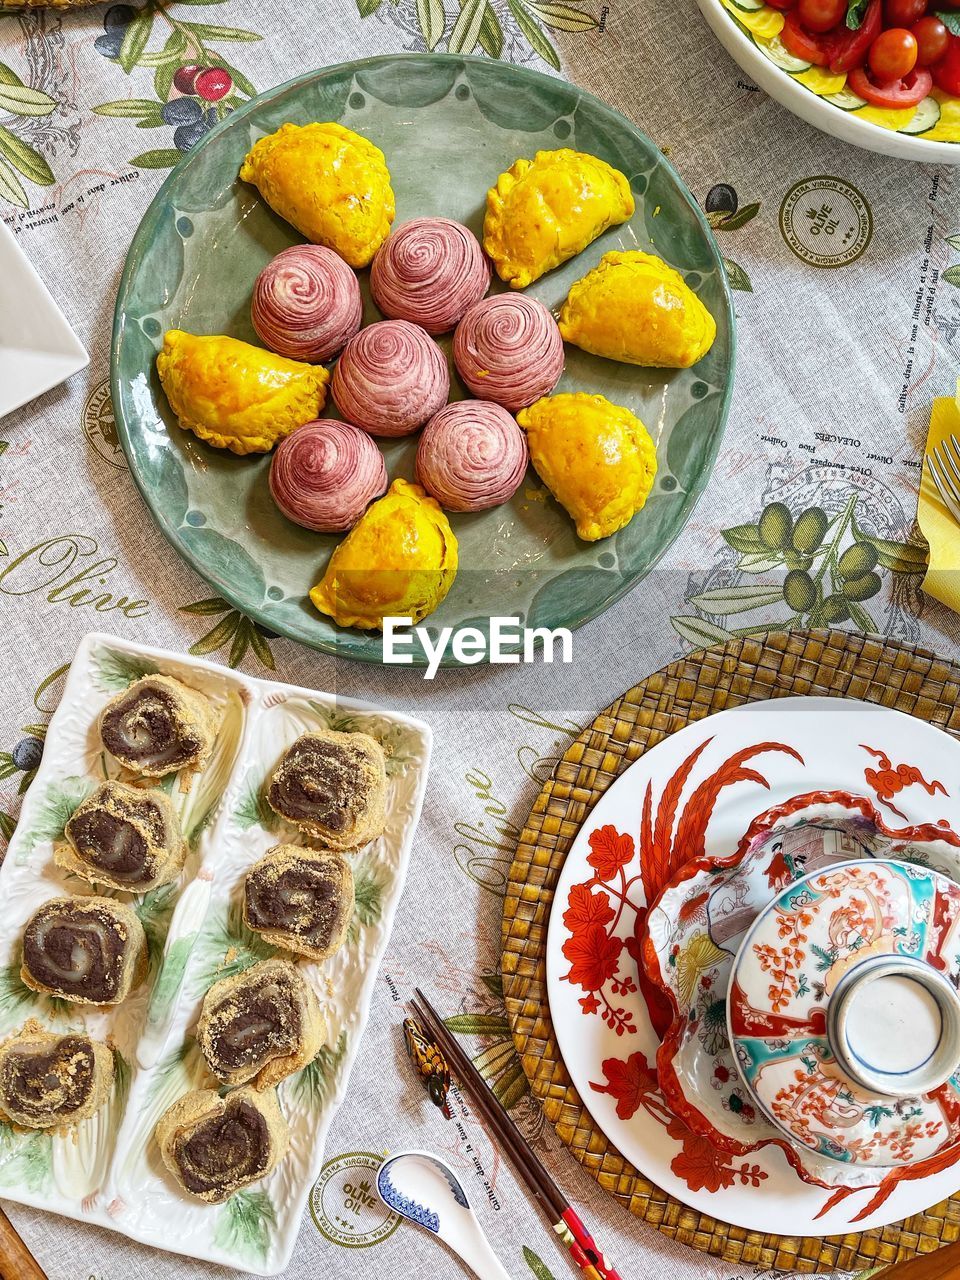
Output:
377,1150,511,1280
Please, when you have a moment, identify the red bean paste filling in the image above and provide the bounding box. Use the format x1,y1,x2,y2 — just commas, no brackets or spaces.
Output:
208,972,302,1072
245,863,343,948
175,1099,270,1194
23,904,125,1002
0,1036,94,1119
101,686,202,771
267,739,370,833
66,808,153,882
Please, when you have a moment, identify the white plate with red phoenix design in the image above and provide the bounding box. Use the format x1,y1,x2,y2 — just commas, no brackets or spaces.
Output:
545,695,960,1235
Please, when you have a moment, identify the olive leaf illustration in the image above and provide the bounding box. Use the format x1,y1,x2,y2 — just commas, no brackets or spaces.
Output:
723,257,753,292
0,63,57,209
708,201,760,231
354,0,597,69
524,1247,558,1280
180,597,276,671
443,979,530,1110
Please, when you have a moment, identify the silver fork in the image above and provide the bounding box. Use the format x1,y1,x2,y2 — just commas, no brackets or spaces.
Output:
926,433,960,524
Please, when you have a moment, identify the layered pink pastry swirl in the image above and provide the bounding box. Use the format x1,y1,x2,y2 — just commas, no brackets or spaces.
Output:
269,420,387,532
332,320,449,437
453,294,564,411
370,218,490,334
252,245,362,363
415,401,528,512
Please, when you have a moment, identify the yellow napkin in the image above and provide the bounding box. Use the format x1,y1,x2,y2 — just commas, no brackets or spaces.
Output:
918,394,960,610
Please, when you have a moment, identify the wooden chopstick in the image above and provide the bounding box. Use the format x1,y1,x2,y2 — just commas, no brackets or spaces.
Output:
412,990,623,1280
0,1205,47,1280
410,992,565,1220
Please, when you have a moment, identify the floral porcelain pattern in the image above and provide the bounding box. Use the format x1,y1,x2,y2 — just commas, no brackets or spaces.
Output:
546,697,960,1238
729,858,960,1168
644,793,960,1188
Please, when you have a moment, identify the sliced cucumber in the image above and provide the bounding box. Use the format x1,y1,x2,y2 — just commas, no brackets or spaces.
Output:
728,0,765,12
824,88,869,111
761,34,812,72
902,96,941,134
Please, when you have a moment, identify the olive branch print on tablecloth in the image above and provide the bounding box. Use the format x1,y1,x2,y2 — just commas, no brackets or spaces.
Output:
672,493,927,650
444,972,530,1110
92,1,260,171
0,60,56,210
180,596,276,671
357,0,597,72
703,183,759,294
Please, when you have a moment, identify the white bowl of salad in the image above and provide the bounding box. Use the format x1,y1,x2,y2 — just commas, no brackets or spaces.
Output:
696,0,960,160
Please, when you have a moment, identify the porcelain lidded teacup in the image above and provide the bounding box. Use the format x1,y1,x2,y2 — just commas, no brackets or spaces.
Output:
728,858,960,1168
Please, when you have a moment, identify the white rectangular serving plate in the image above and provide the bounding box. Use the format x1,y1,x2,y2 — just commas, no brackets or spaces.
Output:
0,631,432,1274
0,219,88,419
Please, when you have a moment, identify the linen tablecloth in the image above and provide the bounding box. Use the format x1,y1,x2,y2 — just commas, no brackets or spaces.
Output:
0,0,957,1275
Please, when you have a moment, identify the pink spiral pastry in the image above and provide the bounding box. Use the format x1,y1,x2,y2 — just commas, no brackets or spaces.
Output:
415,401,528,512
332,320,449,437
453,295,564,412
269,420,387,532
371,218,490,335
252,245,362,363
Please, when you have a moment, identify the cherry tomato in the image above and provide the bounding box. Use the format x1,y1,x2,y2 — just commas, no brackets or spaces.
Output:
848,64,933,102
798,0,845,31
869,27,919,78
783,11,833,61
828,0,882,71
912,15,950,64
885,0,926,24
933,33,960,93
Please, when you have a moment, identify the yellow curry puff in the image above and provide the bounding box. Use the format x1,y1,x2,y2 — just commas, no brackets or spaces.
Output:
559,250,716,369
240,122,395,268
310,478,458,629
517,392,657,542
157,331,329,455
483,149,634,290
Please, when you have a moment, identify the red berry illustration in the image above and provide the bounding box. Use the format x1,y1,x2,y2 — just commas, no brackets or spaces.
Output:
195,68,233,101
173,64,203,94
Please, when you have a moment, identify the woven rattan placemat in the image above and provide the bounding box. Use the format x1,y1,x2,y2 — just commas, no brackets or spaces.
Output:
501,629,960,1274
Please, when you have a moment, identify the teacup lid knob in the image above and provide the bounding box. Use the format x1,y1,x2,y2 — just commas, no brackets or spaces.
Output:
828,955,960,1098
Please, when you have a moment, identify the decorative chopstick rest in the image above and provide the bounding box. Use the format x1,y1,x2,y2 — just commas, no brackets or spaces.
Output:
0,1022,114,1129
21,896,148,1005
265,729,387,850
57,780,186,892
156,1085,289,1202
243,845,355,962
99,674,217,776
197,958,325,1088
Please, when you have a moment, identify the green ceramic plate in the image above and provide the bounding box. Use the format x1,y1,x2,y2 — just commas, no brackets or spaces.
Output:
112,53,735,667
